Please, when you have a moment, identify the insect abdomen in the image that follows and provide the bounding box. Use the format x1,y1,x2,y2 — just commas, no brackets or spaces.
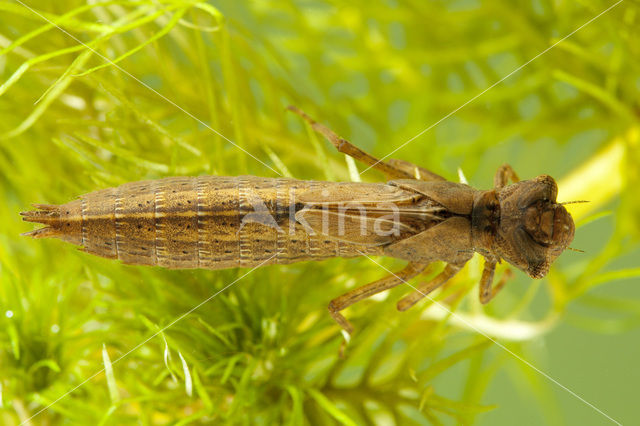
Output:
22,176,383,269
22,178,200,268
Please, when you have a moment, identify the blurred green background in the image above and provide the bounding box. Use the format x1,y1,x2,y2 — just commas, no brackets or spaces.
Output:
1,0,639,424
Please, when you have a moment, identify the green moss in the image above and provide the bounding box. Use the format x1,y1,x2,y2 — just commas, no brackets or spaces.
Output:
1,1,639,424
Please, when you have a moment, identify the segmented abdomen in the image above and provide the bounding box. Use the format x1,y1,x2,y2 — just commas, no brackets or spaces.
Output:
22,176,383,269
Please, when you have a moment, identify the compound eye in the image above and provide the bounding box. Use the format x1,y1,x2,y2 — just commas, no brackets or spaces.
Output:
510,227,549,278
517,177,557,209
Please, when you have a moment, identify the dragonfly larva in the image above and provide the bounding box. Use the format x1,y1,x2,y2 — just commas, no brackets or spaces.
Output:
22,107,575,335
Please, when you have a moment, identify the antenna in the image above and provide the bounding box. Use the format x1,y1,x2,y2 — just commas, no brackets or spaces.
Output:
567,247,585,253
560,200,589,206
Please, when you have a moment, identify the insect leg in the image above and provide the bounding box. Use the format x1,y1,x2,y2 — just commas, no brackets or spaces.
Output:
328,262,427,335
386,158,446,181
396,263,462,311
287,106,414,179
494,164,520,188
479,261,513,304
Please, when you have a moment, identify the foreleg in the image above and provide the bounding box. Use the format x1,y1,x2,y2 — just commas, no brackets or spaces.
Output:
479,260,513,304
494,164,520,189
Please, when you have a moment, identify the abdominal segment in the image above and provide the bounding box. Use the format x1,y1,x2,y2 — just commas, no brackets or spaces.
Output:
21,176,386,269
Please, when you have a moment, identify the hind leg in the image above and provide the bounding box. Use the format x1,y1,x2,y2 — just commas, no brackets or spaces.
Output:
288,106,419,180
386,158,446,181
328,262,428,335
396,263,462,311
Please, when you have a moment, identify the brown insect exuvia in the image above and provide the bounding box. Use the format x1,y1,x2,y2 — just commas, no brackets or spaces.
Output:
21,107,575,335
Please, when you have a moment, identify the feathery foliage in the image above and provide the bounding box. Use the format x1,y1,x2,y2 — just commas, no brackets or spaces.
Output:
1,1,639,424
